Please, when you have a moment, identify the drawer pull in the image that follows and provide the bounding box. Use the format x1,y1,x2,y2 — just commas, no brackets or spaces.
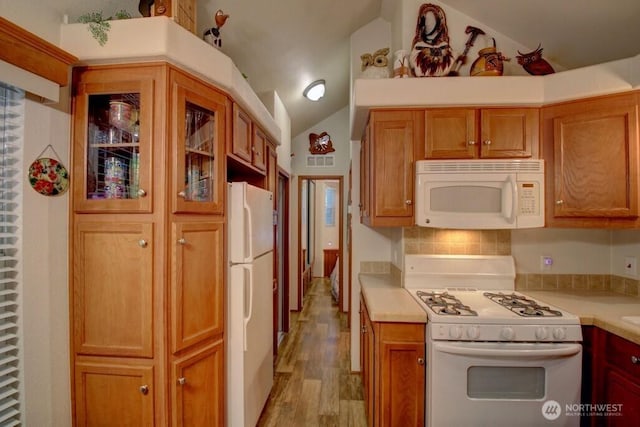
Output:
418,357,425,366
632,355,640,365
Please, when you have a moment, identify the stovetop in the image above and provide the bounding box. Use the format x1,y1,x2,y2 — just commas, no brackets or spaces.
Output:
403,255,582,342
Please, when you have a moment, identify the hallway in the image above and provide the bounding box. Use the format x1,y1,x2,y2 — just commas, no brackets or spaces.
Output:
257,279,367,426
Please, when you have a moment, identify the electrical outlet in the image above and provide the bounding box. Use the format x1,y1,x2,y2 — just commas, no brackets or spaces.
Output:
540,256,553,271
624,256,637,277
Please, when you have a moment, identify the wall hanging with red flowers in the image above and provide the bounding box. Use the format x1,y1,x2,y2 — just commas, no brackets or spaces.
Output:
28,144,69,196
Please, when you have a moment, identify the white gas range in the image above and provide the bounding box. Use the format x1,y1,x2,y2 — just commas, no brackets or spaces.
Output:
404,255,582,427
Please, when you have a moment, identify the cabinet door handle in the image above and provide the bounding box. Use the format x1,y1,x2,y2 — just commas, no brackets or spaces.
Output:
417,357,425,366
632,355,640,365
138,239,148,248
178,238,187,245
361,325,366,334
483,140,492,145
555,200,564,205
178,191,186,198
468,140,476,146
178,377,186,385
405,200,412,205
139,385,149,395
137,188,147,198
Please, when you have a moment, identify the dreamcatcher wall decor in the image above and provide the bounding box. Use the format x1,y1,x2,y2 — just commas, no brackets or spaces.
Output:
28,144,70,196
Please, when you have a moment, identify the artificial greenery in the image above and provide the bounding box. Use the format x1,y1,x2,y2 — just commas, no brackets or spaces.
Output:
78,10,132,46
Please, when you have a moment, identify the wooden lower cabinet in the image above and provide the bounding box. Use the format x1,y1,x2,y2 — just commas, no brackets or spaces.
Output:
74,361,155,426
171,221,224,353
73,221,154,358
172,340,224,427
582,326,640,426
360,296,425,427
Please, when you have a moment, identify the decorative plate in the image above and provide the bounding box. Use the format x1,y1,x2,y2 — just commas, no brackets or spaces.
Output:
28,157,69,196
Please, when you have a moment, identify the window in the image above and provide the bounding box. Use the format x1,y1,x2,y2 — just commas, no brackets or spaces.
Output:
0,82,24,426
324,186,336,227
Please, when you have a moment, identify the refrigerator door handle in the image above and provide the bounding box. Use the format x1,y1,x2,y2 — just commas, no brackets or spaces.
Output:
243,265,253,352
244,201,253,262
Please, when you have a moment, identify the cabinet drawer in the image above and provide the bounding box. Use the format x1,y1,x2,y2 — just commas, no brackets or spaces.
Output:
604,332,640,383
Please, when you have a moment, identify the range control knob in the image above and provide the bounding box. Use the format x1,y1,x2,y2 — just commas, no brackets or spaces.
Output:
449,325,463,339
553,327,566,340
501,326,515,341
466,326,480,340
535,327,549,340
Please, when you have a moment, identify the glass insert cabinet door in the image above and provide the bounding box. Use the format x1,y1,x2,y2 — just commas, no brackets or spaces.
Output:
171,73,226,214
73,79,154,213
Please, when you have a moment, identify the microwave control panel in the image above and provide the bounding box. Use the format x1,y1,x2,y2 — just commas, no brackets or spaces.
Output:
518,182,540,215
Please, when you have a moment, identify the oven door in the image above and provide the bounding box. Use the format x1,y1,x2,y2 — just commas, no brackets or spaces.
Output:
428,340,582,427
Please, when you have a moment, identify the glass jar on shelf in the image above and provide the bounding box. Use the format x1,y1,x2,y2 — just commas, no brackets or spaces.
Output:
86,93,141,201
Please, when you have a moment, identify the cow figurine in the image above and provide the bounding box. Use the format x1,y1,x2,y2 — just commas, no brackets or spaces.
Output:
204,10,229,49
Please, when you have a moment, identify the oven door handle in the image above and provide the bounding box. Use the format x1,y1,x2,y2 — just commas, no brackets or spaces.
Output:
435,342,582,359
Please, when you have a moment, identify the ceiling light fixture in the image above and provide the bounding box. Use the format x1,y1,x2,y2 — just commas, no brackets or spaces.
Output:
303,79,325,101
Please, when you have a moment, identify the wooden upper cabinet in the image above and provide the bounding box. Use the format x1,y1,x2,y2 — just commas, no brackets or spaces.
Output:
230,103,267,174
72,66,162,213
232,103,253,163
424,107,538,159
480,108,537,158
542,91,640,226
425,108,477,159
170,69,228,214
363,109,423,227
252,124,268,172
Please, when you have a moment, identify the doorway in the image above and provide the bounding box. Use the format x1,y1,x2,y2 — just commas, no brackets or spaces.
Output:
297,176,345,314
276,169,290,347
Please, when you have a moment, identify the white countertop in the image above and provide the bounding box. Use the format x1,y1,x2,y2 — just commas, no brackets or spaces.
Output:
523,290,640,346
359,273,640,345
359,273,427,323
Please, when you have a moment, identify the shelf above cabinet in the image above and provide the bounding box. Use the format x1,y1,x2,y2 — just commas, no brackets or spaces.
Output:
351,54,640,140
60,16,281,147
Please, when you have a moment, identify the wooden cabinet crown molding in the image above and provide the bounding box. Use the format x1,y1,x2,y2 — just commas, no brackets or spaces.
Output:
0,17,77,86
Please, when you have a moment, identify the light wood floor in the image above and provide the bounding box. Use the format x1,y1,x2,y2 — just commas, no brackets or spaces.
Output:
257,278,367,426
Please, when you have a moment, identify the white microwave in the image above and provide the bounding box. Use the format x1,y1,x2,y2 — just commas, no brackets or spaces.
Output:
415,159,545,229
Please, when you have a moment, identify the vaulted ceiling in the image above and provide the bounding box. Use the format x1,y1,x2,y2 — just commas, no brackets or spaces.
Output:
56,0,640,138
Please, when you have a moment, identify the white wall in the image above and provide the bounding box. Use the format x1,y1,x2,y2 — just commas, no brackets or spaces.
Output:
611,230,640,279
22,99,71,426
512,229,612,274
349,17,395,372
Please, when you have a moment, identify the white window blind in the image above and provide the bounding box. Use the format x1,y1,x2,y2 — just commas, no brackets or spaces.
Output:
0,82,24,426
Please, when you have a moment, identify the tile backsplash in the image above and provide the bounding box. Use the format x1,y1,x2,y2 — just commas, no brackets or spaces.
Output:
399,226,639,298
403,227,511,255
516,273,639,297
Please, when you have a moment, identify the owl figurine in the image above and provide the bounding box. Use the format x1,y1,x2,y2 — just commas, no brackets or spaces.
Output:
360,48,391,79
516,44,555,75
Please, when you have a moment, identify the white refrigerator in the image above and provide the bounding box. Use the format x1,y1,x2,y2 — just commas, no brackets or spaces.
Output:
227,182,274,427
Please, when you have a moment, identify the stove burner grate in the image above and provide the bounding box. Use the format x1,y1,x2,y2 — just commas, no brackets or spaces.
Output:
416,290,478,316
483,292,562,317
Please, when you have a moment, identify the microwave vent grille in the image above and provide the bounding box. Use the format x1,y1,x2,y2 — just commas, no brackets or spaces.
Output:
416,160,543,173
